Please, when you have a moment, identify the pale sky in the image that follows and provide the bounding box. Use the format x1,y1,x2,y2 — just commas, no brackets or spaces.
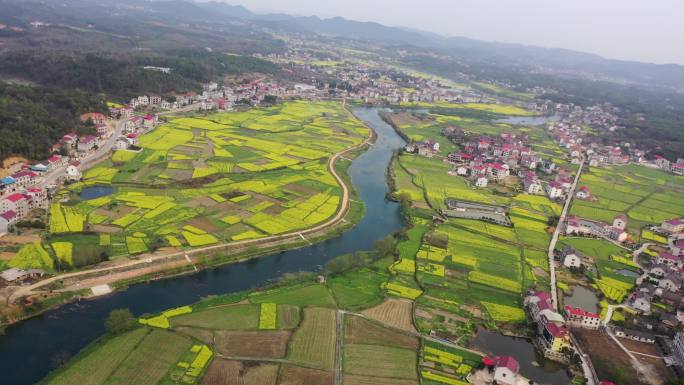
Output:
212,0,684,65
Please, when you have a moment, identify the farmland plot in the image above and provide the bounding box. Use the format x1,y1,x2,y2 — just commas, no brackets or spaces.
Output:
45,101,368,268
286,307,336,370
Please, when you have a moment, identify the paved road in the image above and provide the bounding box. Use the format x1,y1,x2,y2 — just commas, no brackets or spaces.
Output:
40,119,126,189
632,243,652,267
547,158,585,310
11,122,373,301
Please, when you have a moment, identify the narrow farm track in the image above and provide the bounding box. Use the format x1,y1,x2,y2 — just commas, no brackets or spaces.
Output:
334,310,344,385
11,119,375,302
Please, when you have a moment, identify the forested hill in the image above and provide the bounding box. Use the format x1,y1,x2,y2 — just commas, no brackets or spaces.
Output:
0,49,280,99
0,82,106,161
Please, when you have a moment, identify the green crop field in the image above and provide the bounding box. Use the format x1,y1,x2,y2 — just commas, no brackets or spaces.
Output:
170,304,260,330
287,307,337,370
569,164,684,231
40,101,368,268
43,328,149,385
343,344,418,379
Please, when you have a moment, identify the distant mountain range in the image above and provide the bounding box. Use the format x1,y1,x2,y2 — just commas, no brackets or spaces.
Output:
195,0,684,91
1,0,683,91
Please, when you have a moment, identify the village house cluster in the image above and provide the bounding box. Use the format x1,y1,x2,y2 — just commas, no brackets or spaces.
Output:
0,112,120,235
564,214,630,244
427,128,579,201
627,218,684,325
544,104,683,174
262,47,487,105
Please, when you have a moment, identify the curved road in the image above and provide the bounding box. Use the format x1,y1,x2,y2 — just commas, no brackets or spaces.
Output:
11,117,373,302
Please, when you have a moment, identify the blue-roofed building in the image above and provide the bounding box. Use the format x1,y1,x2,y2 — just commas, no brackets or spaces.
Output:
0,176,16,193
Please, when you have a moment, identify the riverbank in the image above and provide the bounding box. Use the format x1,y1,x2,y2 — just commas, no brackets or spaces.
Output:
1,112,376,328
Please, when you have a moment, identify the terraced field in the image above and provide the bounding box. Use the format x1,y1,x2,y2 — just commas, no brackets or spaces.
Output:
22,101,368,270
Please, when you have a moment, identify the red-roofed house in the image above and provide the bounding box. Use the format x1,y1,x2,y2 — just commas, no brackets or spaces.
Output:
0,210,17,233
25,188,48,209
95,124,108,136
662,218,684,234
143,115,155,129
546,181,563,199
655,252,683,269
487,163,510,181
47,155,67,170
538,315,572,357
77,135,98,152
490,356,519,385
1,193,30,218
126,133,139,145
564,305,601,329
10,171,38,188
575,186,591,200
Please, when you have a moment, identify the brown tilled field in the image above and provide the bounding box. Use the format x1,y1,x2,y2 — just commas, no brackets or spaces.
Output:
344,316,419,350
343,374,419,385
360,298,416,332
200,359,278,385
278,364,333,385
573,329,643,385
214,330,291,358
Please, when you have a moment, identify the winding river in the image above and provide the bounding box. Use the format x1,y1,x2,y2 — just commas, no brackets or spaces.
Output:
0,107,569,384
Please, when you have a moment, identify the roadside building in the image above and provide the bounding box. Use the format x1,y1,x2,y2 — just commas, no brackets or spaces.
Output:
78,135,98,152
564,305,601,329
632,292,652,313
66,162,82,181
545,181,564,199
0,267,45,284
662,218,684,234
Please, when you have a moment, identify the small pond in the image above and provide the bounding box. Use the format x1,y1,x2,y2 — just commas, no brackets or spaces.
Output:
80,185,115,200
616,269,640,278
564,285,600,313
472,330,571,385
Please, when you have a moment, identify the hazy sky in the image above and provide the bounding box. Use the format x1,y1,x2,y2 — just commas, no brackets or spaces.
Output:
215,0,683,65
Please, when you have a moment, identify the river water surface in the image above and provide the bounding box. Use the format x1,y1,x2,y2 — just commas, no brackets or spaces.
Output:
0,107,404,385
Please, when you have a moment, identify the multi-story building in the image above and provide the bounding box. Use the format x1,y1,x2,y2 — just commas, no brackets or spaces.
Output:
673,332,684,365
564,305,601,329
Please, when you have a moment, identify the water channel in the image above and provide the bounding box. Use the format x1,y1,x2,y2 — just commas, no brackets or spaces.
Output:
0,107,569,384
